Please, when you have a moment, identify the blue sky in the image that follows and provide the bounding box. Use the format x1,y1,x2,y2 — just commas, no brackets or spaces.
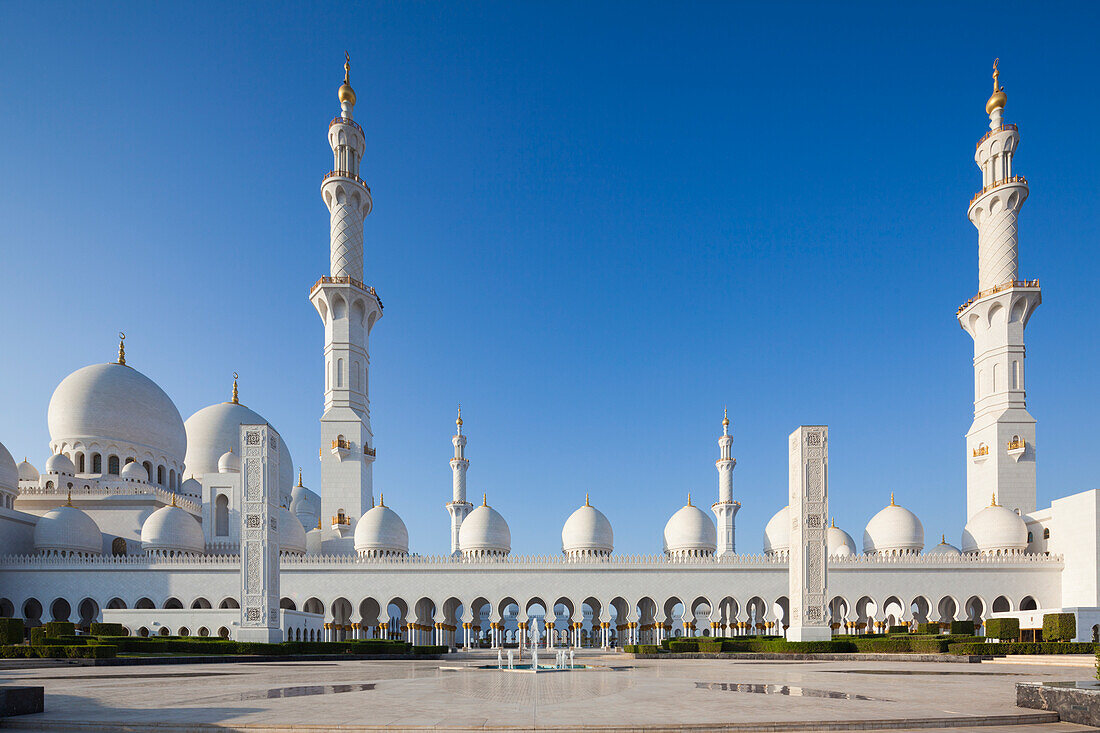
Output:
1,2,1098,556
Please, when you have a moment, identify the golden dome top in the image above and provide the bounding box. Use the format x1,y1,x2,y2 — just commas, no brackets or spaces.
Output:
456,405,463,427
722,406,729,428
986,58,1006,115
338,52,356,107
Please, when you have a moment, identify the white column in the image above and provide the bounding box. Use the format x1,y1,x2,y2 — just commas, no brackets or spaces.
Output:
238,424,282,643
787,425,830,642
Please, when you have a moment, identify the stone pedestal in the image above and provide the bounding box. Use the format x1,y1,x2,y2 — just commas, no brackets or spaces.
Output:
238,423,282,644
787,425,830,642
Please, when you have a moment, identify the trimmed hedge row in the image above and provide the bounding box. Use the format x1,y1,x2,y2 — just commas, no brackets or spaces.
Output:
45,621,75,638
89,622,124,637
1,645,117,659
950,620,975,635
985,618,1020,640
0,618,24,645
88,636,415,656
949,641,1096,655
623,644,660,654
1043,613,1076,642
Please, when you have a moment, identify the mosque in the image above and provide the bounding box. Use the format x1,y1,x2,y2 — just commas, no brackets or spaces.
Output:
0,60,1097,647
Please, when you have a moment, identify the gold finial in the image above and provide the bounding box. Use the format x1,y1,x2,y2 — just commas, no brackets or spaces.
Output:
117,332,126,365
722,406,729,428
942,533,947,544
379,493,384,507
317,518,322,530
482,493,487,507
338,51,356,107
170,492,177,507
991,492,998,506
297,468,303,487
231,372,239,404
65,486,73,507
585,493,590,507
986,58,1007,114
687,492,692,507
831,517,836,528
456,404,463,428
889,492,896,506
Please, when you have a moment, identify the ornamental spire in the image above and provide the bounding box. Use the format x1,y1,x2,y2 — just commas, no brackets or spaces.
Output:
117,332,126,365
231,372,239,404
338,51,356,113
297,468,303,487
456,404,463,434
722,406,729,435
986,57,1007,116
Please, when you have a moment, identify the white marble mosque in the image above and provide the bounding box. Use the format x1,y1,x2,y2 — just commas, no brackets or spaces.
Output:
1,59,1098,646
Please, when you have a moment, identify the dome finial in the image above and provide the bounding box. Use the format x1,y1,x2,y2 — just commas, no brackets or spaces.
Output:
231,372,239,404
379,493,384,507
338,51,356,109
585,492,590,506
986,57,1007,115
889,492,896,506
991,492,998,507
65,485,73,507
297,467,303,487
456,404,463,429
942,533,947,543
482,493,487,507
170,492,176,507
117,332,126,365
317,518,322,530
687,491,692,507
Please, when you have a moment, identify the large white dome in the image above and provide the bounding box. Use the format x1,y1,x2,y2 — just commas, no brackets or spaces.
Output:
663,500,716,556
48,362,186,464
353,500,409,556
863,496,924,555
0,441,17,493
141,504,205,555
827,521,856,556
459,499,511,556
184,400,292,497
279,505,307,555
763,505,790,555
34,505,102,555
561,498,613,556
962,499,1028,554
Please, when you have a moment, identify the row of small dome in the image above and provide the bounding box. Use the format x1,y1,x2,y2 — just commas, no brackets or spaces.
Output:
763,494,1030,556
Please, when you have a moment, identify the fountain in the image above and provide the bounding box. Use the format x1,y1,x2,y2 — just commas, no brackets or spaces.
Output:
507,649,514,670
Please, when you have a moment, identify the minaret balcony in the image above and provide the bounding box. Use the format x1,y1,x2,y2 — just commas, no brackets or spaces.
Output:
1007,439,1026,461
329,115,363,134
969,175,1028,206
322,169,371,191
309,276,384,311
364,446,376,458
972,445,990,463
331,438,351,459
956,279,1040,316
975,123,1018,149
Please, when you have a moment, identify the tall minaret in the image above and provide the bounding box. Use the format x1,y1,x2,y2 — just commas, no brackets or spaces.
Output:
446,407,473,555
310,54,382,531
712,408,740,556
958,60,1040,521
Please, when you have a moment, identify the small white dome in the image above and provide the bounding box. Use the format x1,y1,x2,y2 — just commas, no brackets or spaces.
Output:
459,499,511,556
827,521,856,556
217,450,240,473
290,480,321,529
120,461,149,482
17,458,39,482
962,499,1028,554
863,495,924,555
763,505,790,555
141,504,204,555
0,441,17,493
34,505,102,555
180,477,202,497
927,535,962,556
44,452,76,476
48,362,186,464
562,498,613,556
353,500,409,555
279,505,307,555
663,499,716,556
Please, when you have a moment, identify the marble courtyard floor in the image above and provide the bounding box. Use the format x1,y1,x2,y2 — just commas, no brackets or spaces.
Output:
0,653,1094,731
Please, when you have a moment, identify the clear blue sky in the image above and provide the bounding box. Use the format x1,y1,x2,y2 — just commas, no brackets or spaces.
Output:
1,2,1098,557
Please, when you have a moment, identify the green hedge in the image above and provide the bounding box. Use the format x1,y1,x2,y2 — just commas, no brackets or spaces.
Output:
0,644,116,659
668,640,698,653
29,627,46,647
887,625,909,634
916,622,941,635
950,620,975,635
949,641,1095,655
411,645,447,655
88,636,413,657
985,618,1020,641
44,621,75,638
1043,613,1076,642
0,618,24,645
90,622,124,637
852,637,912,653
697,640,723,653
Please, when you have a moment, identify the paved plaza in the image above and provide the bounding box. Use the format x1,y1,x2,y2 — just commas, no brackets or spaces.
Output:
0,653,1095,731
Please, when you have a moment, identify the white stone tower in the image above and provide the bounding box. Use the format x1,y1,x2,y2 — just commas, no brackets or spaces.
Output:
310,54,382,531
447,407,473,556
958,60,1040,521
711,408,740,556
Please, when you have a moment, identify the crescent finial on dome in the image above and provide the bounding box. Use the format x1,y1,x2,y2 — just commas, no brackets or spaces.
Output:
66,485,73,507
231,372,239,404
986,57,1007,114
482,493,487,507
687,492,692,507
117,332,126,365
585,492,590,506
297,467,303,487
338,51,356,109
170,492,176,507
991,492,998,506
